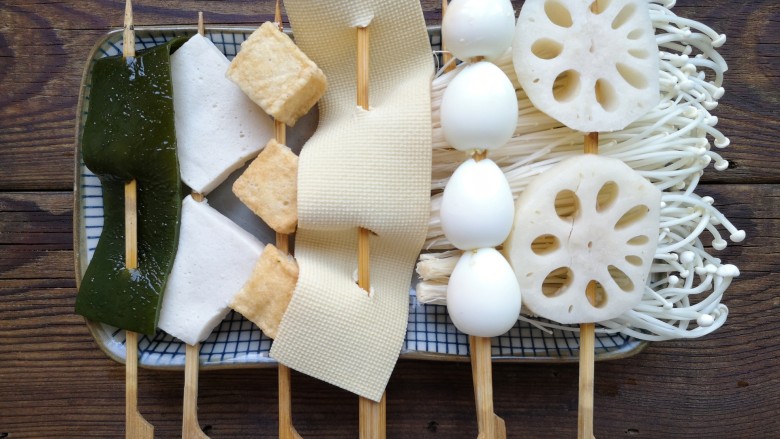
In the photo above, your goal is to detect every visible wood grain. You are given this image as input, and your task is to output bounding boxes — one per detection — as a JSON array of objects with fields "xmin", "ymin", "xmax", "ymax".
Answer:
[
  {"xmin": 0, "ymin": 1, "xmax": 778, "ymax": 437},
  {"xmin": 0, "ymin": 1, "xmax": 777, "ymax": 190},
  {"xmin": 1, "ymin": 189, "xmax": 777, "ymax": 437}
]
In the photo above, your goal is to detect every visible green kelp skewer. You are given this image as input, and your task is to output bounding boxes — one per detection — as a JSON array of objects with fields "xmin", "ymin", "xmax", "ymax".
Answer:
[{"xmin": 76, "ymin": 34, "xmax": 187, "ymax": 336}]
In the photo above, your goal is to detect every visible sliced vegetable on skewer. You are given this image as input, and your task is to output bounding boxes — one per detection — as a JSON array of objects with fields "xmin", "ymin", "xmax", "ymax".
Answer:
[
  {"xmin": 512, "ymin": 0, "xmax": 659, "ymax": 133},
  {"xmin": 76, "ymin": 0, "xmax": 184, "ymax": 342},
  {"xmin": 74, "ymin": 0, "xmax": 186, "ymax": 437},
  {"xmin": 419, "ymin": 2, "xmax": 741, "ymax": 344},
  {"xmin": 509, "ymin": 1, "xmax": 661, "ymax": 437},
  {"xmin": 504, "ymin": 154, "xmax": 660, "ymax": 325}
]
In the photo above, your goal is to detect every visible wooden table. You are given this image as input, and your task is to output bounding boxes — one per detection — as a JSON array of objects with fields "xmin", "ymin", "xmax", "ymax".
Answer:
[{"xmin": 1, "ymin": 1, "xmax": 778, "ymax": 437}]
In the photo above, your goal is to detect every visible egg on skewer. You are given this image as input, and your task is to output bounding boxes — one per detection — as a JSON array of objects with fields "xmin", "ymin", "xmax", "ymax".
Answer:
[{"xmin": 438, "ymin": 1, "xmax": 520, "ymax": 436}]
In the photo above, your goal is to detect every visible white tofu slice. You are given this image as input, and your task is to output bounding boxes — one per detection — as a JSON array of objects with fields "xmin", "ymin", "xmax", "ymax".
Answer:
[
  {"xmin": 159, "ymin": 195, "xmax": 264, "ymax": 345},
  {"xmin": 171, "ymin": 33, "xmax": 274, "ymax": 195}
]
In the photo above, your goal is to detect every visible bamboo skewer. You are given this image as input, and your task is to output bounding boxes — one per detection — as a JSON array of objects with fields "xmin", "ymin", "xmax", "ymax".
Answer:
[
  {"xmin": 122, "ymin": 1, "xmax": 154, "ymax": 438},
  {"xmin": 577, "ymin": 321, "xmax": 596, "ymax": 439},
  {"xmin": 271, "ymin": 5, "xmax": 303, "ymax": 439},
  {"xmin": 354, "ymin": 24, "xmax": 387, "ymax": 439},
  {"xmin": 441, "ymin": 2, "xmax": 506, "ymax": 437},
  {"xmin": 177, "ymin": 15, "xmax": 212, "ymax": 439},
  {"xmin": 578, "ymin": 131, "xmax": 599, "ymax": 439},
  {"xmin": 467, "ymin": 151, "xmax": 505, "ymax": 439},
  {"xmin": 125, "ymin": 329, "xmax": 153, "ymax": 439},
  {"xmin": 577, "ymin": 6, "xmax": 604, "ymax": 438},
  {"xmin": 441, "ymin": 0, "xmax": 453, "ymax": 71},
  {"xmin": 470, "ymin": 336, "xmax": 506, "ymax": 439},
  {"xmin": 183, "ymin": 343, "xmax": 209, "ymax": 439},
  {"xmin": 275, "ymin": 118, "xmax": 300, "ymax": 439}
]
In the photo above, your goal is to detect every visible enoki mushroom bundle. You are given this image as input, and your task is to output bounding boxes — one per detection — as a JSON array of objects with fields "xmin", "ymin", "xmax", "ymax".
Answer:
[{"xmin": 417, "ymin": 0, "xmax": 743, "ymax": 341}]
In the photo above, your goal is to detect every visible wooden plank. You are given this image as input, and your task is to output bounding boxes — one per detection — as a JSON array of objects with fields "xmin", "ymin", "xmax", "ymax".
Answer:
[
  {"xmin": 0, "ymin": 0, "xmax": 778, "ymax": 437},
  {"xmin": 0, "ymin": 1, "xmax": 778, "ymax": 189},
  {"xmin": 0, "ymin": 184, "xmax": 776, "ymax": 436}
]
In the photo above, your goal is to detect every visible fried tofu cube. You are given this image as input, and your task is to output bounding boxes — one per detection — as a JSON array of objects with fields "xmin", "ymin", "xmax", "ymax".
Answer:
[
  {"xmin": 232, "ymin": 139, "xmax": 298, "ymax": 234},
  {"xmin": 226, "ymin": 21, "xmax": 327, "ymax": 126},
  {"xmin": 230, "ymin": 244, "xmax": 299, "ymax": 339}
]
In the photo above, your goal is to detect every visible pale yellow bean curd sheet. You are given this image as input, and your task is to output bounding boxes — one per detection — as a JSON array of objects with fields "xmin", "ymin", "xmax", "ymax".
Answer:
[{"xmin": 270, "ymin": 0, "xmax": 434, "ymax": 402}]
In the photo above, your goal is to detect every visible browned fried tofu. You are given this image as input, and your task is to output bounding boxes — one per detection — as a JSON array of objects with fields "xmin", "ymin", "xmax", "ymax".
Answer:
[
  {"xmin": 229, "ymin": 244, "xmax": 298, "ymax": 339},
  {"xmin": 232, "ymin": 139, "xmax": 298, "ymax": 234},
  {"xmin": 226, "ymin": 21, "xmax": 326, "ymax": 126}
]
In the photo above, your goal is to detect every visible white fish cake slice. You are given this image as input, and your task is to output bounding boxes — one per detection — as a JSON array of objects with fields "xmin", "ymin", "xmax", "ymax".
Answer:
[
  {"xmin": 158, "ymin": 195, "xmax": 263, "ymax": 345},
  {"xmin": 512, "ymin": 0, "xmax": 659, "ymax": 132},
  {"xmin": 504, "ymin": 155, "xmax": 661, "ymax": 324},
  {"xmin": 171, "ymin": 33, "xmax": 274, "ymax": 195}
]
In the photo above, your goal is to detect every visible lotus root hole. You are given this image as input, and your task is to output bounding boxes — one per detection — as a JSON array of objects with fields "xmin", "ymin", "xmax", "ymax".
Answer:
[
  {"xmin": 628, "ymin": 235, "xmax": 649, "ymax": 246},
  {"xmin": 553, "ymin": 69, "xmax": 582, "ymax": 102},
  {"xmin": 542, "ymin": 266, "xmax": 573, "ymax": 298},
  {"xmin": 628, "ymin": 48, "xmax": 650, "ymax": 59},
  {"xmin": 531, "ymin": 38, "xmax": 564, "ymax": 60},
  {"xmin": 589, "ymin": 0, "xmax": 612, "ymax": 14},
  {"xmin": 596, "ymin": 181, "xmax": 619, "ymax": 211},
  {"xmin": 625, "ymin": 255, "xmax": 643, "ymax": 266},
  {"xmin": 611, "ymin": 3, "xmax": 637, "ymax": 29},
  {"xmin": 532, "ymin": 234, "xmax": 561, "ymax": 255},
  {"xmin": 586, "ymin": 280, "xmax": 608, "ymax": 308},
  {"xmin": 627, "ymin": 28, "xmax": 644, "ymax": 40},
  {"xmin": 616, "ymin": 63, "xmax": 649, "ymax": 89},
  {"xmin": 544, "ymin": 0, "xmax": 573, "ymax": 28},
  {"xmin": 554, "ymin": 189, "xmax": 580, "ymax": 221},
  {"xmin": 615, "ymin": 204, "xmax": 649, "ymax": 230},
  {"xmin": 595, "ymin": 78, "xmax": 619, "ymax": 113},
  {"xmin": 608, "ymin": 265, "xmax": 634, "ymax": 292}
]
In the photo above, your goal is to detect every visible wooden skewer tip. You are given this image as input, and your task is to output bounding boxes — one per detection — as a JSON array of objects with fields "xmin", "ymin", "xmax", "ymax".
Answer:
[
  {"xmin": 275, "ymin": 0, "xmax": 284, "ymax": 32},
  {"xmin": 123, "ymin": 0, "xmax": 135, "ymax": 58}
]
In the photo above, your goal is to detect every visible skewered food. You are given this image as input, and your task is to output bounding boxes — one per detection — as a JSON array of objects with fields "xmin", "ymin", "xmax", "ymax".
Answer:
[
  {"xmin": 504, "ymin": 155, "xmax": 661, "ymax": 323},
  {"xmin": 230, "ymin": 244, "xmax": 299, "ymax": 339},
  {"xmin": 75, "ymin": 37, "xmax": 186, "ymax": 336},
  {"xmin": 171, "ymin": 33, "xmax": 274, "ymax": 195},
  {"xmin": 232, "ymin": 139, "xmax": 299, "ymax": 234},
  {"xmin": 512, "ymin": 0, "xmax": 660, "ymax": 132},
  {"xmin": 158, "ymin": 195, "xmax": 263, "ymax": 345},
  {"xmin": 226, "ymin": 22, "xmax": 327, "ymax": 127}
]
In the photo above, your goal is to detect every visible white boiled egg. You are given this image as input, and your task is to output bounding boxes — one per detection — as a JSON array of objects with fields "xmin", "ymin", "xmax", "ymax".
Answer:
[
  {"xmin": 440, "ymin": 158, "xmax": 515, "ymax": 250},
  {"xmin": 440, "ymin": 61, "xmax": 518, "ymax": 152},
  {"xmin": 447, "ymin": 248, "xmax": 521, "ymax": 337},
  {"xmin": 442, "ymin": 0, "xmax": 516, "ymax": 62}
]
